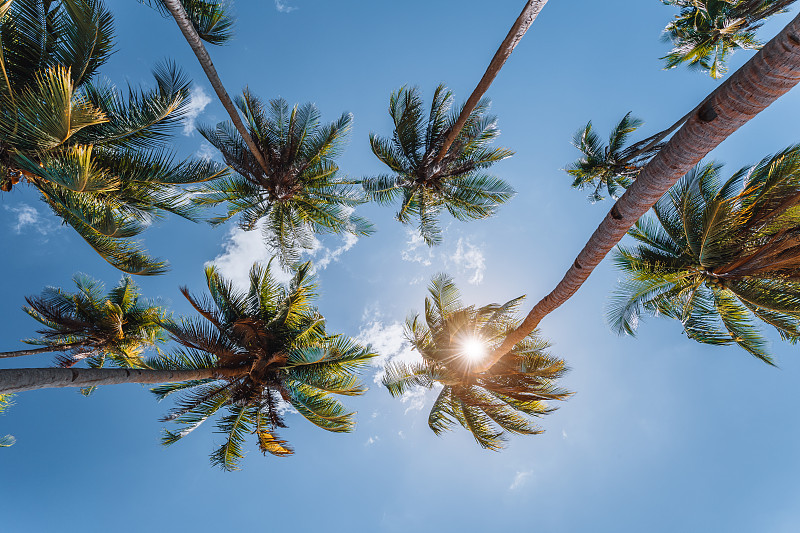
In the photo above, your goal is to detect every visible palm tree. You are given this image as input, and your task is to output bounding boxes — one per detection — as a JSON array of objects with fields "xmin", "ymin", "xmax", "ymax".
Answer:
[
  {"xmin": 0, "ymin": 394, "xmax": 14, "ymax": 448},
  {"xmin": 152, "ymin": 261, "xmax": 377, "ymax": 470},
  {"xmin": 479, "ymin": 13, "xmax": 800, "ymax": 373},
  {"xmin": 566, "ymin": 112, "xmax": 663, "ymax": 202},
  {"xmin": 382, "ymin": 274, "xmax": 570, "ymax": 450},
  {"xmin": 142, "ymin": 0, "xmax": 234, "ymax": 45},
  {"xmin": 608, "ymin": 149, "xmax": 800, "ymax": 364},
  {"xmin": 0, "ymin": 0, "xmax": 224, "ymax": 274},
  {"xmin": 0, "ymin": 262, "xmax": 376, "ymax": 469},
  {"xmin": 157, "ymin": 0, "xmax": 270, "ymax": 175},
  {"xmin": 0, "ymin": 275, "xmax": 167, "ymax": 371},
  {"xmin": 661, "ymin": 0, "xmax": 795, "ymax": 78},
  {"xmin": 432, "ymin": 0, "xmax": 548, "ymax": 163},
  {"xmin": 363, "ymin": 85, "xmax": 515, "ymax": 245},
  {"xmin": 194, "ymin": 92, "xmax": 373, "ymax": 265}
]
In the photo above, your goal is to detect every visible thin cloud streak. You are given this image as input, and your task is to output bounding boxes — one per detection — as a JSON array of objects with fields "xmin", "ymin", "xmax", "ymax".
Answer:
[{"xmin": 274, "ymin": 0, "xmax": 297, "ymax": 13}]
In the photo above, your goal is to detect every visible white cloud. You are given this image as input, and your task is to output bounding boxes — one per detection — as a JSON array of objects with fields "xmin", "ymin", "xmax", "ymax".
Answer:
[
  {"xmin": 196, "ymin": 142, "xmax": 216, "ymax": 161},
  {"xmin": 356, "ymin": 317, "xmax": 414, "ymax": 381},
  {"xmin": 450, "ymin": 238, "xmax": 486, "ymax": 285},
  {"xmin": 209, "ymin": 222, "xmax": 360, "ymax": 290},
  {"xmin": 509, "ymin": 470, "xmax": 533, "ymax": 491},
  {"xmin": 5, "ymin": 204, "xmax": 51, "ymax": 235},
  {"xmin": 208, "ymin": 225, "xmax": 294, "ymax": 290},
  {"xmin": 401, "ymin": 228, "xmax": 433, "ymax": 266},
  {"xmin": 314, "ymin": 232, "xmax": 359, "ymax": 270},
  {"xmin": 365, "ymin": 435, "xmax": 379, "ymax": 446},
  {"xmin": 399, "ymin": 386, "xmax": 428, "ymax": 414},
  {"xmin": 356, "ymin": 311, "xmax": 431, "ymax": 413},
  {"xmin": 274, "ymin": 0, "xmax": 297, "ymax": 13},
  {"xmin": 399, "ymin": 230, "xmax": 487, "ymax": 286},
  {"xmin": 182, "ymin": 86, "xmax": 212, "ymax": 136}
]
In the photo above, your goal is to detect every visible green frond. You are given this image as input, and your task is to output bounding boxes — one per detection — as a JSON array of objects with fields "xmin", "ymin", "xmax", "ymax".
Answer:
[
  {"xmin": 382, "ymin": 361, "xmax": 437, "ymax": 397},
  {"xmin": 285, "ymin": 383, "xmax": 356, "ymax": 433},
  {"xmin": 428, "ymin": 386, "xmax": 457, "ymax": 435},
  {"xmin": 1, "ymin": 65, "xmax": 107, "ymax": 151},
  {"xmin": 210, "ymin": 404, "xmax": 254, "ymax": 471},
  {"xmin": 159, "ymin": 259, "xmax": 373, "ymax": 467},
  {"xmin": 368, "ymin": 84, "xmax": 513, "ymax": 244},
  {"xmin": 393, "ymin": 274, "xmax": 570, "ymax": 449},
  {"xmin": 142, "ymin": 0, "xmax": 234, "ymax": 45},
  {"xmin": 610, "ymin": 150, "xmax": 800, "ymax": 362},
  {"xmin": 660, "ymin": 0, "xmax": 792, "ymax": 77}
]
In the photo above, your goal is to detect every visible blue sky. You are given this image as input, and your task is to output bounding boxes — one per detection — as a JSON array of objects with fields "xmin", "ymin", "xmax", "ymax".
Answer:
[{"xmin": 2, "ymin": 1, "xmax": 800, "ymax": 531}]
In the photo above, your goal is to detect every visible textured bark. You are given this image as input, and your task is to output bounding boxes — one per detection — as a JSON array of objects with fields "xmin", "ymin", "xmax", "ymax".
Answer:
[
  {"xmin": 0, "ymin": 342, "xmax": 86, "ymax": 359},
  {"xmin": 433, "ymin": 0, "xmax": 548, "ymax": 165},
  {"xmin": 0, "ymin": 367, "xmax": 243, "ymax": 394},
  {"xmin": 477, "ymin": 12, "xmax": 800, "ymax": 372},
  {"xmin": 623, "ymin": 97, "xmax": 708, "ymax": 162},
  {"xmin": 161, "ymin": 0, "xmax": 270, "ymax": 175}
]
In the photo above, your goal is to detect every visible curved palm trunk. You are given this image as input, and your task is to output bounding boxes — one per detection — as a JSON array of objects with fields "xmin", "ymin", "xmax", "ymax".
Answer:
[
  {"xmin": 161, "ymin": 0, "xmax": 270, "ymax": 175},
  {"xmin": 477, "ymin": 12, "xmax": 800, "ymax": 372},
  {"xmin": 0, "ymin": 367, "xmax": 244, "ymax": 395},
  {"xmin": 433, "ymin": 0, "xmax": 548, "ymax": 165},
  {"xmin": 0, "ymin": 342, "xmax": 87, "ymax": 359}
]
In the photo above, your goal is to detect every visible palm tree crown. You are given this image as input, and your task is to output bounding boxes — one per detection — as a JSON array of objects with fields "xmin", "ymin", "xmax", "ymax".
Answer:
[
  {"xmin": 362, "ymin": 85, "xmax": 515, "ymax": 246},
  {"xmin": 609, "ymin": 146, "xmax": 800, "ymax": 364},
  {"xmin": 382, "ymin": 274, "xmax": 570, "ymax": 450},
  {"xmin": 0, "ymin": 0, "xmax": 225, "ymax": 274},
  {"xmin": 195, "ymin": 92, "xmax": 372, "ymax": 266},
  {"xmin": 14, "ymin": 274, "xmax": 168, "ymax": 371},
  {"xmin": 142, "ymin": 0, "xmax": 234, "ymax": 45},
  {"xmin": 566, "ymin": 112, "xmax": 661, "ymax": 202},
  {"xmin": 661, "ymin": 0, "xmax": 795, "ymax": 78},
  {"xmin": 152, "ymin": 261, "xmax": 377, "ymax": 470}
]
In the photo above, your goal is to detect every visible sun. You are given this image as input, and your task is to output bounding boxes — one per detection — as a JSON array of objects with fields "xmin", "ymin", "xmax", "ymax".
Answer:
[{"xmin": 461, "ymin": 337, "xmax": 486, "ymax": 361}]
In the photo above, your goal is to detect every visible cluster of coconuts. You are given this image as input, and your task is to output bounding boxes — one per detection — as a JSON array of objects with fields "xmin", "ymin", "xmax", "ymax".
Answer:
[{"xmin": 704, "ymin": 274, "xmax": 726, "ymax": 290}]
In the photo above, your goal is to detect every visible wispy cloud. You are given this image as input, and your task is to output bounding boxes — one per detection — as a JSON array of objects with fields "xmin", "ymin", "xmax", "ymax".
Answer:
[
  {"xmin": 274, "ymin": 0, "xmax": 297, "ymax": 13},
  {"xmin": 196, "ymin": 142, "xmax": 217, "ymax": 161},
  {"xmin": 400, "ymin": 230, "xmax": 487, "ymax": 285},
  {"xmin": 312, "ymin": 232, "xmax": 359, "ymax": 270},
  {"xmin": 182, "ymin": 86, "xmax": 212, "ymax": 136},
  {"xmin": 450, "ymin": 238, "xmax": 486, "ymax": 285},
  {"xmin": 5, "ymin": 204, "xmax": 52, "ymax": 235},
  {"xmin": 401, "ymin": 228, "xmax": 433, "ymax": 266},
  {"xmin": 356, "ymin": 311, "xmax": 431, "ymax": 413},
  {"xmin": 509, "ymin": 470, "xmax": 533, "ymax": 491},
  {"xmin": 365, "ymin": 435, "xmax": 379, "ymax": 446},
  {"xmin": 210, "ymin": 223, "xmax": 361, "ymax": 290}
]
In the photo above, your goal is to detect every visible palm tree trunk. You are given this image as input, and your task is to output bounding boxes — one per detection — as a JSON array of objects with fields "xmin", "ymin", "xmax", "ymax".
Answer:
[
  {"xmin": 161, "ymin": 0, "xmax": 270, "ymax": 176},
  {"xmin": 0, "ymin": 367, "xmax": 244, "ymax": 395},
  {"xmin": 0, "ymin": 342, "xmax": 87, "ymax": 359},
  {"xmin": 477, "ymin": 12, "xmax": 800, "ymax": 373},
  {"xmin": 621, "ymin": 97, "xmax": 709, "ymax": 162},
  {"xmin": 433, "ymin": 0, "xmax": 548, "ymax": 165}
]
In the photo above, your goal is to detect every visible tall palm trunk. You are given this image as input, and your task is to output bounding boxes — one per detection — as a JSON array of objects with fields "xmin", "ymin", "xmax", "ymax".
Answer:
[
  {"xmin": 0, "ymin": 342, "xmax": 87, "ymax": 359},
  {"xmin": 477, "ymin": 12, "xmax": 800, "ymax": 372},
  {"xmin": 433, "ymin": 0, "xmax": 548, "ymax": 165},
  {"xmin": 161, "ymin": 0, "xmax": 270, "ymax": 175},
  {"xmin": 0, "ymin": 367, "xmax": 244, "ymax": 395}
]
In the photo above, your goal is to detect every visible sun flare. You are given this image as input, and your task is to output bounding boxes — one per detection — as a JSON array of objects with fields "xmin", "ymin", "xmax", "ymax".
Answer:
[{"xmin": 461, "ymin": 337, "xmax": 486, "ymax": 361}]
